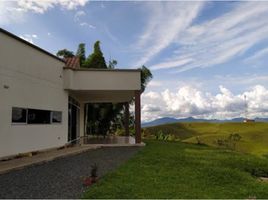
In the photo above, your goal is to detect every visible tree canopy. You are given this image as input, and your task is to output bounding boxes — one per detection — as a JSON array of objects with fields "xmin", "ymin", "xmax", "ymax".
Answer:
[
  {"xmin": 140, "ymin": 65, "xmax": 153, "ymax": 93},
  {"xmin": 56, "ymin": 49, "xmax": 74, "ymax": 58},
  {"xmin": 84, "ymin": 41, "xmax": 107, "ymax": 69},
  {"xmin": 76, "ymin": 43, "xmax": 86, "ymax": 66}
]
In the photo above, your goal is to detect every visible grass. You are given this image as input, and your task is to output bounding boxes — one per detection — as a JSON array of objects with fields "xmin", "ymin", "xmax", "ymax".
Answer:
[
  {"xmin": 143, "ymin": 122, "xmax": 268, "ymax": 156},
  {"xmin": 83, "ymin": 140, "xmax": 268, "ymax": 199}
]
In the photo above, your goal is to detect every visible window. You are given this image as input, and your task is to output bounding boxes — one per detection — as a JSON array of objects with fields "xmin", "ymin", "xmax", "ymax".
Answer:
[
  {"xmin": 11, "ymin": 107, "xmax": 62, "ymax": 125},
  {"xmin": 12, "ymin": 107, "xmax": 27, "ymax": 123},
  {"xmin": 27, "ymin": 109, "xmax": 51, "ymax": 124},
  {"xmin": 52, "ymin": 111, "xmax": 62, "ymax": 123}
]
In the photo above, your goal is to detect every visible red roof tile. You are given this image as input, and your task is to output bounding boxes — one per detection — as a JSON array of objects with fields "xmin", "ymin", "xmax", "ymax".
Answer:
[{"xmin": 65, "ymin": 56, "xmax": 80, "ymax": 69}]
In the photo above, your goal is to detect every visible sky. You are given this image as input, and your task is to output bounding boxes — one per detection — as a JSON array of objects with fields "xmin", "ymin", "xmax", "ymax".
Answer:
[{"xmin": 1, "ymin": 0, "xmax": 268, "ymax": 122}]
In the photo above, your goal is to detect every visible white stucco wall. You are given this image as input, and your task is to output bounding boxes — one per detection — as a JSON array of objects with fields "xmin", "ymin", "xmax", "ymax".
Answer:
[
  {"xmin": 0, "ymin": 31, "xmax": 68, "ymax": 158},
  {"xmin": 63, "ymin": 69, "xmax": 141, "ymax": 102},
  {"xmin": 63, "ymin": 69, "xmax": 141, "ymax": 91}
]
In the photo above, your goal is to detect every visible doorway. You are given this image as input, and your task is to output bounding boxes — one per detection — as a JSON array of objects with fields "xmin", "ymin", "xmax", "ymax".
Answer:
[{"xmin": 68, "ymin": 97, "xmax": 80, "ymax": 143}]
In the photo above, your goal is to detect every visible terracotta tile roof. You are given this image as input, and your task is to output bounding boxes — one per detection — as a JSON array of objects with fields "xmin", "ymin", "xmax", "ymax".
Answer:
[{"xmin": 65, "ymin": 56, "xmax": 80, "ymax": 69}]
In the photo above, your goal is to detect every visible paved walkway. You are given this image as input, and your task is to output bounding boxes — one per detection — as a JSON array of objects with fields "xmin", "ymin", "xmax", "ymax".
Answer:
[
  {"xmin": 0, "ymin": 136, "xmax": 144, "ymax": 175},
  {"xmin": 0, "ymin": 146, "xmax": 142, "ymax": 199},
  {"xmin": 0, "ymin": 145, "xmax": 98, "ymax": 175}
]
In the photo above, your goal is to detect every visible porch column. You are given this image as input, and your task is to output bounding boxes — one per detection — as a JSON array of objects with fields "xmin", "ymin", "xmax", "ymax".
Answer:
[
  {"xmin": 124, "ymin": 102, "xmax": 130, "ymax": 136},
  {"xmin": 79, "ymin": 103, "xmax": 85, "ymax": 137},
  {"xmin": 135, "ymin": 90, "xmax": 141, "ymax": 144}
]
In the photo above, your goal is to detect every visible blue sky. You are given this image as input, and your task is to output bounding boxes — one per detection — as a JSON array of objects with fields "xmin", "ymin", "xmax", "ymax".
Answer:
[{"xmin": 1, "ymin": 1, "xmax": 268, "ymax": 121}]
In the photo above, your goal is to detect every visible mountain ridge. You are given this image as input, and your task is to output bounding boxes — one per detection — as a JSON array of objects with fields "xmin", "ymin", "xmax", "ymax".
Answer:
[{"xmin": 142, "ymin": 117, "xmax": 268, "ymax": 127}]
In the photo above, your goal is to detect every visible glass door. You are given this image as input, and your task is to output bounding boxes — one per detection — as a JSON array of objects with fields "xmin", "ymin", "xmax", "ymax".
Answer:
[{"xmin": 68, "ymin": 97, "xmax": 80, "ymax": 143}]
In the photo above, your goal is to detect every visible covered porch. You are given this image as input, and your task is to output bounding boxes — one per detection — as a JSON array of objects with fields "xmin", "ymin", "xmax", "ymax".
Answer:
[{"xmin": 63, "ymin": 67, "xmax": 142, "ymax": 144}]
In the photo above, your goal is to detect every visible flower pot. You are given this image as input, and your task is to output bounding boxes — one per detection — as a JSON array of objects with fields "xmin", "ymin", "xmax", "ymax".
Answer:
[
  {"xmin": 83, "ymin": 176, "xmax": 98, "ymax": 186},
  {"xmin": 83, "ymin": 177, "xmax": 92, "ymax": 186},
  {"xmin": 91, "ymin": 176, "xmax": 98, "ymax": 183}
]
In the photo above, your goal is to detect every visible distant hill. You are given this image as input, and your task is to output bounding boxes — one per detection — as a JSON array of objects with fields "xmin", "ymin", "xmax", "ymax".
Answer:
[
  {"xmin": 142, "ymin": 117, "xmax": 179, "ymax": 127},
  {"xmin": 142, "ymin": 117, "xmax": 268, "ymax": 127},
  {"xmin": 142, "ymin": 122, "xmax": 268, "ymax": 156}
]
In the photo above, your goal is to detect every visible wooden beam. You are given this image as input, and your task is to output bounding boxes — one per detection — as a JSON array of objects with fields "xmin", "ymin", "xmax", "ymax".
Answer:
[
  {"xmin": 124, "ymin": 102, "xmax": 130, "ymax": 136},
  {"xmin": 135, "ymin": 90, "xmax": 141, "ymax": 143}
]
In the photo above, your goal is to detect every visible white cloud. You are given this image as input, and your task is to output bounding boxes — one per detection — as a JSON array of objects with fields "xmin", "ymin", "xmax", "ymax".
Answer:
[
  {"xmin": 0, "ymin": 1, "xmax": 26, "ymax": 25},
  {"xmin": 80, "ymin": 22, "xmax": 95, "ymax": 29},
  {"xmin": 103, "ymin": 26, "xmax": 119, "ymax": 44},
  {"xmin": 74, "ymin": 10, "xmax": 86, "ymax": 22},
  {"xmin": 0, "ymin": 0, "xmax": 89, "ymax": 25},
  {"xmin": 17, "ymin": 0, "xmax": 89, "ymax": 13},
  {"xmin": 142, "ymin": 84, "xmax": 268, "ymax": 122},
  {"xmin": 74, "ymin": 10, "xmax": 96, "ymax": 29},
  {"xmin": 147, "ymin": 80, "xmax": 163, "ymax": 87},
  {"xmin": 245, "ymin": 47, "xmax": 268, "ymax": 63},
  {"xmin": 139, "ymin": 2, "xmax": 268, "ymax": 72},
  {"xmin": 19, "ymin": 34, "xmax": 38, "ymax": 44},
  {"xmin": 133, "ymin": 1, "xmax": 205, "ymax": 67},
  {"xmin": 212, "ymin": 74, "xmax": 268, "ymax": 89},
  {"xmin": 151, "ymin": 58, "xmax": 193, "ymax": 70}
]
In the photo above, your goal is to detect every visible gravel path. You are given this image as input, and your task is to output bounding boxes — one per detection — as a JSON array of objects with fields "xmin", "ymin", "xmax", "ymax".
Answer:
[{"xmin": 0, "ymin": 146, "xmax": 142, "ymax": 199}]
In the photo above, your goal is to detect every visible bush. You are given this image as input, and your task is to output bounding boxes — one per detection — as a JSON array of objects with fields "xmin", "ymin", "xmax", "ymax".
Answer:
[
  {"xmin": 155, "ymin": 130, "xmax": 165, "ymax": 140},
  {"xmin": 154, "ymin": 130, "xmax": 176, "ymax": 141},
  {"xmin": 215, "ymin": 133, "xmax": 242, "ymax": 150},
  {"xmin": 248, "ymin": 167, "xmax": 268, "ymax": 177},
  {"xmin": 196, "ymin": 136, "xmax": 203, "ymax": 145}
]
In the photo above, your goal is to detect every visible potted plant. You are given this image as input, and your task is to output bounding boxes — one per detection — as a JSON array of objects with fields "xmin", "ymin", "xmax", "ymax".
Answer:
[
  {"xmin": 90, "ymin": 163, "xmax": 98, "ymax": 183},
  {"xmin": 83, "ymin": 163, "xmax": 98, "ymax": 186}
]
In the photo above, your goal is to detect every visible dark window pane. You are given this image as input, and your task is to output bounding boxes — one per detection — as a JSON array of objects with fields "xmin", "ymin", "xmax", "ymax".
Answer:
[
  {"xmin": 52, "ymin": 111, "xmax": 62, "ymax": 123},
  {"xmin": 27, "ymin": 109, "xmax": 51, "ymax": 124},
  {"xmin": 12, "ymin": 107, "xmax": 27, "ymax": 123}
]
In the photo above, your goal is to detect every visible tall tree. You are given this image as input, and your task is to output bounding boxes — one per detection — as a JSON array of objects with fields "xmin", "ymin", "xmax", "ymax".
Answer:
[
  {"xmin": 84, "ymin": 41, "xmax": 107, "ymax": 68},
  {"xmin": 56, "ymin": 49, "xmax": 74, "ymax": 58},
  {"xmin": 76, "ymin": 43, "xmax": 86, "ymax": 67},
  {"xmin": 140, "ymin": 65, "xmax": 153, "ymax": 93}
]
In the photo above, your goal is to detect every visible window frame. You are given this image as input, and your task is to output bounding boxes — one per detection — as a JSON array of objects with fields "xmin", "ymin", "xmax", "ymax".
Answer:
[
  {"xmin": 51, "ymin": 111, "xmax": 62, "ymax": 124},
  {"xmin": 11, "ymin": 107, "xmax": 62, "ymax": 125},
  {"xmin": 11, "ymin": 107, "xmax": 28, "ymax": 125}
]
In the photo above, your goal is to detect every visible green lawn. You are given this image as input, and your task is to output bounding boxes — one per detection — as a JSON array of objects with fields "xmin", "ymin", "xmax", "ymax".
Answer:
[
  {"xmin": 83, "ymin": 140, "xmax": 268, "ymax": 199},
  {"xmin": 144, "ymin": 122, "xmax": 268, "ymax": 156}
]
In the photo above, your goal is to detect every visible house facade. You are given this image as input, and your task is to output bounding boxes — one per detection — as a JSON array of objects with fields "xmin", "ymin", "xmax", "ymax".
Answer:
[{"xmin": 0, "ymin": 28, "xmax": 141, "ymax": 159}]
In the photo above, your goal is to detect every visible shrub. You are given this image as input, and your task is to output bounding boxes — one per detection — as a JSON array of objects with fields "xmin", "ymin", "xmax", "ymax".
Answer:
[
  {"xmin": 248, "ymin": 167, "xmax": 268, "ymax": 177},
  {"xmin": 167, "ymin": 134, "xmax": 176, "ymax": 141},
  {"xmin": 215, "ymin": 133, "xmax": 242, "ymax": 150},
  {"xmin": 196, "ymin": 136, "xmax": 203, "ymax": 145},
  {"xmin": 154, "ymin": 130, "xmax": 176, "ymax": 141},
  {"xmin": 155, "ymin": 130, "xmax": 166, "ymax": 140}
]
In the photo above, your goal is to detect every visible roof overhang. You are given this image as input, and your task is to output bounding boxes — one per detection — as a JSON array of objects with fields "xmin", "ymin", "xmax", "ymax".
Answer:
[{"xmin": 63, "ymin": 68, "xmax": 141, "ymax": 103}]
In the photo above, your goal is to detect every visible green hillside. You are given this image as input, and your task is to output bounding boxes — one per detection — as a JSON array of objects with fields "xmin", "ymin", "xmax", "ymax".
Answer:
[
  {"xmin": 84, "ymin": 140, "xmax": 268, "ymax": 199},
  {"xmin": 143, "ymin": 122, "xmax": 268, "ymax": 156}
]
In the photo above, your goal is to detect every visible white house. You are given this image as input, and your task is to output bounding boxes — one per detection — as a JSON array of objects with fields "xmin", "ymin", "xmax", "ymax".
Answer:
[{"xmin": 0, "ymin": 28, "xmax": 141, "ymax": 159}]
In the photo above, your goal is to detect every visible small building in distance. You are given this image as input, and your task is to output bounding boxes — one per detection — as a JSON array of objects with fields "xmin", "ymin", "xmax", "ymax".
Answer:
[{"xmin": 243, "ymin": 119, "xmax": 255, "ymax": 123}]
